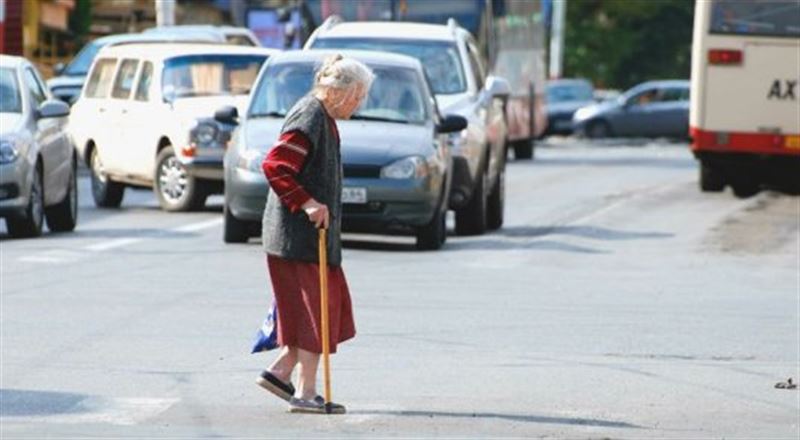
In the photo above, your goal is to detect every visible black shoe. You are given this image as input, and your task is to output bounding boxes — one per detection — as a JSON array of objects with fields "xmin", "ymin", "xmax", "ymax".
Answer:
[
  {"xmin": 256, "ymin": 371, "xmax": 295, "ymax": 402},
  {"xmin": 288, "ymin": 395, "xmax": 346, "ymax": 414}
]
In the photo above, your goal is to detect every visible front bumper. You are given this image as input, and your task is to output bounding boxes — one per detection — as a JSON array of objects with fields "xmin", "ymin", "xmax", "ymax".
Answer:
[
  {"xmin": 182, "ymin": 156, "xmax": 224, "ymax": 181},
  {"xmin": 341, "ymin": 176, "xmax": 440, "ymax": 234},
  {"xmin": 226, "ymin": 166, "xmax": 441, "ymax": 232},
  {"xmin": 0, "ymin": 162, "xmax": 30, "ymax": 216}
]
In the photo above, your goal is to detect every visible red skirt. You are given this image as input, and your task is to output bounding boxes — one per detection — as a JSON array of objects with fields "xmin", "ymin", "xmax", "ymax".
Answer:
[{"xmin": 267, "ymin": 255, "xmax": 356, "ymax": 354}]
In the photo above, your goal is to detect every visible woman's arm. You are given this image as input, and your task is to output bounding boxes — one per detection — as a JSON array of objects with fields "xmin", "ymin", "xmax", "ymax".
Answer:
[{"xmin": 261, "ymin": 130, "xmax": 313, "ymax": 213}]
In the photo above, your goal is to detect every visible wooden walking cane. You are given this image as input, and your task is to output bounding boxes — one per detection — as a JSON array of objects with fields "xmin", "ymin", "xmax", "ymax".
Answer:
[{"xmin": 318, "ymin": 228, "xmax": 333, "ymax": 414}]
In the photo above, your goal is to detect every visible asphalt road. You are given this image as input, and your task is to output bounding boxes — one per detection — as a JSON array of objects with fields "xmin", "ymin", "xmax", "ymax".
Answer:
[{"xmin": 2, "ymin": 139, "xmax": 798, "ymax": 438}]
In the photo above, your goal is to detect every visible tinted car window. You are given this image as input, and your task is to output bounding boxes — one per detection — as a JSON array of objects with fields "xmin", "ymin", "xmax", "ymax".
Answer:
[
  {"xmin": 23, "ymin": 68, "xmax": 47, "ymax": 105},
  {"xmin": 135, "ymin": 61, "xmax": 154, "ymax": 101},
  {"xmin": 63, "ymin": 40, "xmax": 103, "ymax": 76},
  {"xmin": 0, "ymin": 68, "xmax": 22, "ymax": 113},
  {"xmin": 162, "ymin": 54, "xmax": 266, "ymax": 99},
  {"xmin": 85, "ymin": 58, "xmax": 117, "ymax": 98},
  {"xmin": 312, "ymin": 38, "xmax": 467, "ymax": 95},
  {"xmin": 660, "ymin": 87, "xmax": 690, "ymax": 102},
  {"xmin": 250, "ymin": 62, "xmax": 428, "ymax": 124},
  {"xmin": 546, "ymin": 82, "xmax": 594, "ymax": 103},
  {"xmin": 111, "ymin": 59, "xmax": 140, "ymax": 99}
]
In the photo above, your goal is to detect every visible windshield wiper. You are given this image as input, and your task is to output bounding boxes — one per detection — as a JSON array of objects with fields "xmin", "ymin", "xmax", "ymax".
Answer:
[
  {"xmin": 250, "ymin": 111, "xmax": 285, "ymax": 118},
  {"xmin": 350, "ymin": 115, "xmax": 409, "ymax": 124}
]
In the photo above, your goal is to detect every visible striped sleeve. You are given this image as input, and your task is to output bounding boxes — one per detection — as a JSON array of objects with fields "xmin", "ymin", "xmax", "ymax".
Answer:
[{"xmin": 262, "ymin": 130, "xmax": 313, "ymax": 213}]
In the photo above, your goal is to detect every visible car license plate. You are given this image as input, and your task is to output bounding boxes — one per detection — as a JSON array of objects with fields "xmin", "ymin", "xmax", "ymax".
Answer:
[
  {"xmin": 785, "ymin": 135, "xmax": 800, "ymax": 150},
  {"xmin": 342, "ymin": 187, "xmax": 367, "ymax": 204}
]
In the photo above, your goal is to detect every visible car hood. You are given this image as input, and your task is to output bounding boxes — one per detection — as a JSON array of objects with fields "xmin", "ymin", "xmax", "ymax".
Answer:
[
  {"xmin": 46, "ymin": 75, "xmax": 85, "ymax": 90},
  {"xmin": 0, "ymin": 113, "xmax": 25, "ymax": 137},
  {"xmin": 243, "ymin": 117, "xmax": 432, "ymax": 166},
  {"xmin": 170, "ymin": 96, "xmax": 250, "ymax": 120},
  {"xmin": 547, "ymin": 100, "xmax": 594, "ymax": 115}
]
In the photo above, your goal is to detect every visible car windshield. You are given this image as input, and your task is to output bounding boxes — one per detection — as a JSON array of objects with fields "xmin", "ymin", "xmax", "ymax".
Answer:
[
  {"xmin": 63, "ymin": 41, "xmax": 103, "ymax": 76},
  {"xmin": 162, "ymin": 54, "xmax": 266, "ymax": 99},
  {"xmin": 0, "ymin": 68, "xmax": 22, "ymax": 113},
  {"xmin": 547, "ymin": 82, "xmax": 594, "ymax": 103},
  {"xmin": 312, "ymin": 38, "xmax": 467, "ymax": 95},
  {"xmin": 249, "ymin": 62, "xmax": 428, "ymax": 124}
]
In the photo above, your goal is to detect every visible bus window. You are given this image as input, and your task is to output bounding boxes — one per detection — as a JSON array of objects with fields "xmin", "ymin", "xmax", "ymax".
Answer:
[{"xmin": 710, "ymin": 0, "xmax": 800, "ymax": 38}]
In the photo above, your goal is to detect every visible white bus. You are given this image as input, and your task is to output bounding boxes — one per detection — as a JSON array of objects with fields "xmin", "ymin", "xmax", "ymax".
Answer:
[{"xmin": 690, "ymin": 0, "xmax": 800, "ymax": 197}]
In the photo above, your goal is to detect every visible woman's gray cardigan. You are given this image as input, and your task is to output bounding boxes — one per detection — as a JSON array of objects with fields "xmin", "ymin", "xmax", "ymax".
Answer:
[{"xmin": 262, "ymin": 95, "xmax": 343, "ymax": 266}]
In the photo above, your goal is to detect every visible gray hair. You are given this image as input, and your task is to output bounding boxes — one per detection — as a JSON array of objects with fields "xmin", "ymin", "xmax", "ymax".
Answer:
[{"xmin": 314, "ymin": 54, "xmax": 374, "ymax": 93}]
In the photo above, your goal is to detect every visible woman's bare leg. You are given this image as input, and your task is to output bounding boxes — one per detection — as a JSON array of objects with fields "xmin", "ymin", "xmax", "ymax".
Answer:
[
  {"xmin": 296, "ymin": 348, "xmax": 320, "ymax": 399},
  {"xmin": 268, "ymin": 346, "xmax": 298, "ymax": 383}
]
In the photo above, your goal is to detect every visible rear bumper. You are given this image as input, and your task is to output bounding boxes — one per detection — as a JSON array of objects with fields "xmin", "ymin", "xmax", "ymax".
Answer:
[
  {"xmin": 183, "ymin": 157, "xmax": 224, "ymax": 181},
  {"xmin": 690, "ymin": 126, "xmax": 800, "ymax": 157}
]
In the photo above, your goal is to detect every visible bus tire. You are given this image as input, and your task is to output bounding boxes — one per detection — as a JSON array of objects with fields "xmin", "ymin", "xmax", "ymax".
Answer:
[
  {"xmin": 699, "ymin": 160, "xmax": 725, "ymax": 192},
  {"xmin": 731, "ymin": 179, "xmax": 759, "ymax": 198}
]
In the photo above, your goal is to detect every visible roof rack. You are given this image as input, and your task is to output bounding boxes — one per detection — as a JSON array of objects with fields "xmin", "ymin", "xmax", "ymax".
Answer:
[
  {"xmin": 447, "ymin": 18, "xmax": 459, "ymax": 35},
  {"xmin": 320, "ymin": 15, "xmax": 343, "ymax": 32},
  {"xmin": 107, "ymin": 40, "xmax": 229, "ymax": 48}
]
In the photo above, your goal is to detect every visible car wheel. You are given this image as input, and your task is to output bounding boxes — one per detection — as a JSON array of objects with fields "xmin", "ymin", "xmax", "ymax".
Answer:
[
  {"xmin": 45, "ymin": 157, "xmax": 78, "ymax": 232},
  {"xmin": 416, "ymin": 204, "xmax": 446, "ymax": 250},
  {"xmin": 513, "ymin": 139, "xmax": 534, "ymax": 160},
  {"xmin": 154, "ymin": 148, "xmax": 205, "ymax": 212},
  {"xmin": 699, "ymin": 159, "xmax": 725, "ymax": 192},
  {"xmin": 587, "ymin": 120, "xmax": 611, "ymax": 139},
  {"xmin": 224, "ymin": 203, "xmax": 250, "ymax": 243},
  {"xmin": 731, "ymin": 178, "xmax": 760, "ymax": 198},
  {"xmin": 455, "ymin": 168, "xmax": 488, "ymax": 236},
  {"xmin": 7, "ymin": 163, "xmax": 44, "ymax": 238},
  {"xmin": 90, "ymin": 148, "xmax": 124, "ymax": 208},
  {"xmin": 487, "ymin": 166, "xmax": 505, "ymax": 230}
]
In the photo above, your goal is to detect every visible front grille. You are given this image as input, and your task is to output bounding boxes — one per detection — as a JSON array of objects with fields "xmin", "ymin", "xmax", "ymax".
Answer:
[
  {"xmin": 343, "ymin": 202, "xmax": 383, "ymax": 214},
  {"xmin": 343, "ymin": 164, "xmax": 381, "ymax": 178}
]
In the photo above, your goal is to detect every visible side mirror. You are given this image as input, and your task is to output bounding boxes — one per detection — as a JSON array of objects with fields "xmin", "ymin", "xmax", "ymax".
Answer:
[
  {"xmin": 53, "ymin": 62, "xmax": 65, "ymax": 76},
  {"xmin": 436, "ymin": 114, "xmax": 467, "ymax": 134},
  {"xmin": 214, "ymin": 105, "xmax": 239, "ymax": 125},
  {"xmin": 36, "ymin": 100, "xmax": 70, "ymax": 119},
  {"xmin": 484, "ymin": 75, "xmax": 511, "ymax": 98}
]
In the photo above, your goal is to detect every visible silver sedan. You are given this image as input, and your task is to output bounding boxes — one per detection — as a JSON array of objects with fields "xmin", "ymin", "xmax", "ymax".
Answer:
[{"xmin": 0, "ymin": 55, "xmax": 77, "ymax": 238}]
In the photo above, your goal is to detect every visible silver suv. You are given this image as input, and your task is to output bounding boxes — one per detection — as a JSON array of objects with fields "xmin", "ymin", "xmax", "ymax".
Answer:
[{"xmin": 306, "ymin": 18, "xmax": 511, "ymax": 235}]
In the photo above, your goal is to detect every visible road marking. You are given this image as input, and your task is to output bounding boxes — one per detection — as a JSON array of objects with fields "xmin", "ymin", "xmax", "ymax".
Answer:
[
  {"xmin": 170, "ymin": 217, "xmax": 223, "ymax": 233},
  {"xmin": 1, "ymin": 396, "xmax": 179, "ymax": 426},
  {"xmin": 16, "ymin": 217, "xmax": 224, "ymax": 264},
  {"xmin": 84, "ymin": 237, "xmax": 143, "ymax": 252}
]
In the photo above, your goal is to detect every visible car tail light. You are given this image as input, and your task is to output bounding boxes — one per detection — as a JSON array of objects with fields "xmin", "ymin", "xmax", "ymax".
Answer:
[
  {"xmin": 708, "ymin": 49, "xmax": 742, "ymax": 65},
  {"xmin": 182, "ymin": 144, "xmax": 196, "ymax": 157}
]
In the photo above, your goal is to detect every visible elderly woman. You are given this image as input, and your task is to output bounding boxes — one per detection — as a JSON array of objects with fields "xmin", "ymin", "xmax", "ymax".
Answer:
[{"xmin": 256, "ymin": 54, "xmax": 373, "ymax": 414}]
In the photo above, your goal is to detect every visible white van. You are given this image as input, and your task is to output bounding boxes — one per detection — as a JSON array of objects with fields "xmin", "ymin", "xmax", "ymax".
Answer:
[{"xmin": 69, "ymin": 42, "xmax": 277, "ymax": 211}]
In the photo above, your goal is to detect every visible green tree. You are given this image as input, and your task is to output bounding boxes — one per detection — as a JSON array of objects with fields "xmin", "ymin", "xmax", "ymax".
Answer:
[{"xmin": 563, "ymin": 0, "xmax": 694, "ymax": 90}]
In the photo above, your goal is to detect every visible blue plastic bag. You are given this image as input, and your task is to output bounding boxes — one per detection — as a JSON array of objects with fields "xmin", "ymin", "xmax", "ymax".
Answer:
[{"xmin": 251, "ymin": 301, "xmax": 279, "ymax": 353}]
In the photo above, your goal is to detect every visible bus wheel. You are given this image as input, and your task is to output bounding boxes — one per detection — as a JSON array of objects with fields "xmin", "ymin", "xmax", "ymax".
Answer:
[{"xmin": 699, "ymin": 160, "xmax": 725, "ymax": 192}]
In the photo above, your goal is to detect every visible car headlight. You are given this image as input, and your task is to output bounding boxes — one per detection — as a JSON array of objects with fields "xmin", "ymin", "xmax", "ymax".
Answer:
[
  {"xmin": 0, "ymin": 139, "xmax": 19, "ymax": 164},
  {"xmin": 194, "ymin": 123, "xmax": 218, "ymax": 145},
  {"xmin": 237, "ymin": 148, "xmax": 265, "ymax": 172},
  {"xmin": 381, "ymin": 156, "xmax": 429, "ymax": 179}
]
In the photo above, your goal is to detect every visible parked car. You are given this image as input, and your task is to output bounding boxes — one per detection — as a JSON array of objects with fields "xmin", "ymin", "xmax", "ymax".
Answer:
[
  {"xmin": 305, "ymin": 18, "xmax": 510, "ymax": 235},
  {"xmin": 1, "ymin": 55, "xmax": 77, "ymax": 238},
  {"xmin": 46, "ymin": 32, "xmax": 224, "ymax": 105},
  {"xmin": 69, "ymin": 43, "xmax": 277, "ymax": 211},
  {"xmin": 572, "ymin": 80, "xmax": 690, "ymax": 139},
  {"xmin": 543, "ymin": 78, "xmax": 594, "ymax": 136},
  {"xmin": 144, "ymin": 25, "xmax": 261, "ymax": 47},
  {"xmin": 222, "ymin": 50, "xmax": 466, "ymax": 250}
]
